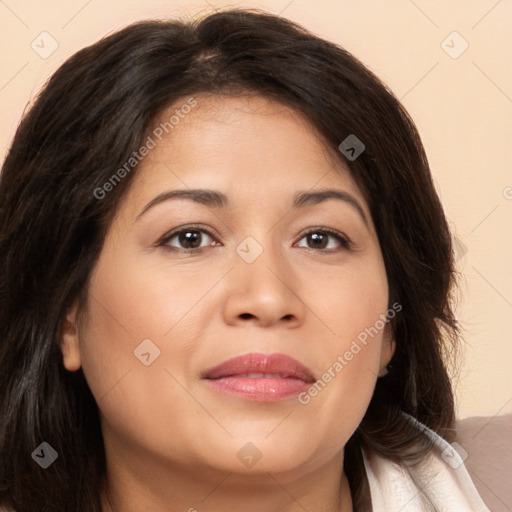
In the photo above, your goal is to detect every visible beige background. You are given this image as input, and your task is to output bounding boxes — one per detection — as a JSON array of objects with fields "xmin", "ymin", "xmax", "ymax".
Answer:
[{"xmin": 1, "ymin": 0, "xmax": 511, "ymax": 420}]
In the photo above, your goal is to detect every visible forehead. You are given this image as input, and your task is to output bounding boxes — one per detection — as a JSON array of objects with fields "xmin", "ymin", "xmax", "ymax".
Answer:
[{"xmin": 120, "ymin": 94, "xmax": 368, "ymax": 217}]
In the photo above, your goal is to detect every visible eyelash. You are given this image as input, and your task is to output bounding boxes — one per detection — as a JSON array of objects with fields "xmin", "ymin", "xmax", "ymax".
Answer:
[{"xmin": 158, "ymin": 224, "xmax": 352, "ymax": 254}]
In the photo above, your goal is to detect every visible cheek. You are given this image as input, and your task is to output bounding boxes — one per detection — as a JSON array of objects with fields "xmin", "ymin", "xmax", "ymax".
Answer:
[
  {"xmin": 90, "ymin": 248, "xmax": 225, "ymax": 338},
  {"xmin": 296, "ymin": 329, "xmax": 383, "ymax": 458},
  {"xmin": 76, "ymin": 261, "xmax": 199, "ymax": 460},
  {"xmin": 78, "ymin": 248, "xmax": 215, "ymax": 362},
  {"xmin": 311, "ymin": 254, "xmax": 388, "ymax": 361},
  {"xmin": 75, "ymin": 251, "xmax": 217, "ymax": 429},
  {"xmin": 296, "ymin": 256, "xmax": 388, "ymax": 441}
]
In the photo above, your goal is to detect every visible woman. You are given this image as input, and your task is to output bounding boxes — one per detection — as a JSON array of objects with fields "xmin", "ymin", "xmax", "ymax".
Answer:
[{"xmin": 0, "ymin": 8, "xmax": 490, "ymax": 512}]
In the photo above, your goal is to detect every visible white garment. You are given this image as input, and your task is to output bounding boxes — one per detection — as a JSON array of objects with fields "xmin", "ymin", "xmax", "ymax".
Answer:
[{"xmin": 363, "ymin": 415, "xmax": 491, "ymax": 511}]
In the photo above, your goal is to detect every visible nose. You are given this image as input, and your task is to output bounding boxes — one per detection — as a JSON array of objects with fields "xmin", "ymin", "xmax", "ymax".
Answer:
[{"xmin": 222, "ymin": 241, "xmax": 306, "ymax": 329}]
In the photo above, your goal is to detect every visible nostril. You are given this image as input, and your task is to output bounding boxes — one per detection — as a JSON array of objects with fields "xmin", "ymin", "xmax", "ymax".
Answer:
[{"xmin": 240, "ymin": 313, "xmax": 253, "ymax": 319}]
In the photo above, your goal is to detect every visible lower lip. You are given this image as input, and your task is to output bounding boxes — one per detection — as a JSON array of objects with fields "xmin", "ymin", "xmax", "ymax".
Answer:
[{"xmin": 204, "ymin": 377, "xmax": 311, "ymax": 402}]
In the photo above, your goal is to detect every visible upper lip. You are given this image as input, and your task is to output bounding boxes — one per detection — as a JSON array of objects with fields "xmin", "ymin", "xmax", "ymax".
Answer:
[{"xmin": 201, "ymin": 352, "xmax": 316, "ymax": 383}]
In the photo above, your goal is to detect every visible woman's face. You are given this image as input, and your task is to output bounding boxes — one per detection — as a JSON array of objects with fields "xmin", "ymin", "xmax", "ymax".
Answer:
[{"xmin": 61, "ymin": 94, "xmax": 394, "ymax": 485}]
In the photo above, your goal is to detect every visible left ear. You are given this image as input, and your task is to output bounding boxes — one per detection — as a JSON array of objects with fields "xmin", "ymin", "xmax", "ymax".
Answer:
[{"xmin": 378, "ymin": 322, "xmax": 396, "ymax": 376}]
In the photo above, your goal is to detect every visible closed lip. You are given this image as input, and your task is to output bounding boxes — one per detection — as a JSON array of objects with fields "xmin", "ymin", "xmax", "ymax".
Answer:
[{"xmin": 201, "ymin": 352, "xmax": 316, "ymax": 383}]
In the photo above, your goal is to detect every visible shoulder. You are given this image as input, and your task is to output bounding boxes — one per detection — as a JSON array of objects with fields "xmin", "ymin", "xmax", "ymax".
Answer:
[
  {"xmin": 362, "ymin": 413, "xmax": 492, "ymax": 511},
  {"xmin": 455, "ymin": 414, "xmax": 512, "ymax": 512}
]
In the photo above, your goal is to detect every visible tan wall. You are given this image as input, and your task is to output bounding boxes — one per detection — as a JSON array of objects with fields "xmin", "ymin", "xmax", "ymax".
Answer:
[{"xmin": 1, "ymin": 0, "xmax": 510, "ymax": 419}]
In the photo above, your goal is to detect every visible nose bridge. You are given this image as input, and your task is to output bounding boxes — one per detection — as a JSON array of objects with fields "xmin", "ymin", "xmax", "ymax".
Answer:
[
  {"xmin": 223, "ymin": 230, "xmax": 306, "ymax": 327},
  {"xmin": 235, "ymin": 231, "xmax": 291, "ymax": 294}
]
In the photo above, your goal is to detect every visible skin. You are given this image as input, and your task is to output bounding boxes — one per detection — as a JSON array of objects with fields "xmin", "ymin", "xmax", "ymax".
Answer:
[{"xmin": 60, "ymin": 94, "xmax": 395, "ymax": 512}]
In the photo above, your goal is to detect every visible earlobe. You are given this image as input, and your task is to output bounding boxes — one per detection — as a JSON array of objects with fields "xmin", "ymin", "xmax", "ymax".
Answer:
[
  {"xmin": 59, "ymin": 300, "xmax": 82, "ymax": 371},
  {"xmin": 378, "ymin": 324, "xmax": 396, "ymax": 377}
]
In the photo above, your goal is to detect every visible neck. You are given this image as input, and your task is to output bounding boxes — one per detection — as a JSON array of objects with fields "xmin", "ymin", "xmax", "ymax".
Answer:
[{"xmin": 101, "ymin": 443, "xmax": 353, "ymax": 512}]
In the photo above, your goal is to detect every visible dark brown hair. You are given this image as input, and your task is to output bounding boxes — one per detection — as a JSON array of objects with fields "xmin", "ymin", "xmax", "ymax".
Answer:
[{"xmin": 0, "ymin": 8, "xmax": 459, "ymax": 511}]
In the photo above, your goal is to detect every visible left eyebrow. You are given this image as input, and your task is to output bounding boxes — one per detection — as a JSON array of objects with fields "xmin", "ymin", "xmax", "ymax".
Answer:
[
  {"xmin": 136, "ymin": 188, "xmax": 370, "ymax": 229},
  {"xmin": 291, "ymin": 189, "xmax": 369, "ymax": 229}
]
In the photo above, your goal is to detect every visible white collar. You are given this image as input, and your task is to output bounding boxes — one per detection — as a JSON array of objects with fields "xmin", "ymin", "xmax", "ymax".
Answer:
[{"xmin": 362, "ymin": 414, "xmax": 490, "ymax": 511}]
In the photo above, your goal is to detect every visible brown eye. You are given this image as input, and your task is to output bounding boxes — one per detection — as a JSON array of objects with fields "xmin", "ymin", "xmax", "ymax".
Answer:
[
  {"xmin": 160, "ymin": 226, "xmax": 218, "ymax": 252},
  {"xmin": 296, "ymin": 228, "xmax": 350, "ymax": 251}
]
